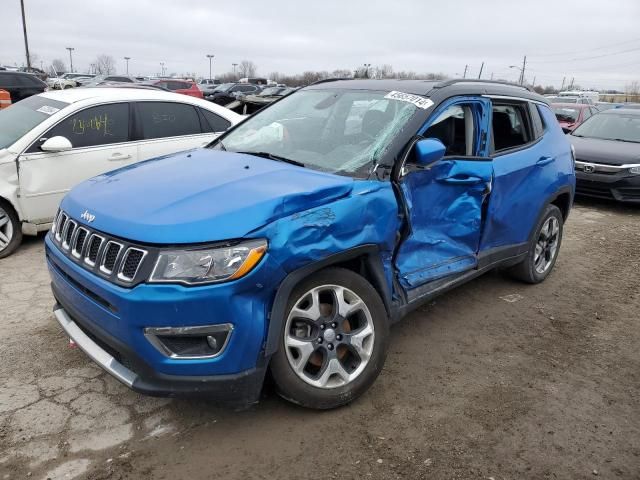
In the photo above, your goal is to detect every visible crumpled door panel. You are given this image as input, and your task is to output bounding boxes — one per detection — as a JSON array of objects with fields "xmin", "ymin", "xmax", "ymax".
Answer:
[{"xmin": 396, "ymin": 159, "xmax": 493, "ymax": 289}]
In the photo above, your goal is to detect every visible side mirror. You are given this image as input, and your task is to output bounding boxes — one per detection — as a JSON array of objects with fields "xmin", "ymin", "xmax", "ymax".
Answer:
[
  {"xmin": 415, "ymin": 138, "xmax": 446, "ymax": 167},
  {"xmin": 40, "ymin": 136, "xmax": 72, "ymax": 152},
  {"xmin": 562, "ymin": 127, "xmax": 572, "ymax": 134}
]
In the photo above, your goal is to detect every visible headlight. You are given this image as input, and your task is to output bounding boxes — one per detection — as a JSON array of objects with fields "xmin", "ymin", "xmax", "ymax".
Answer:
[
  {"xmin": 630, "ymin": 166, "xmax": 640, "ymax": 174},
  {"xmin": 149, "ymin": 239, "xmax": 267, "ymax": 285}
]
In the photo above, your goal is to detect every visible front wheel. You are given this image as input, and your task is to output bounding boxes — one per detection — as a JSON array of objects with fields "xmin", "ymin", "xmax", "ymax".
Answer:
[
  {"xmin": 0, "ymin": 200, "xmax": 22, "ymax": 259},
  {"xmin": 508, "ymin": 204, "xmax": 563, "ymax": 284},
  {"xmin": 270, "ymin": 267, "xmax": 389, "ymax": 409}
]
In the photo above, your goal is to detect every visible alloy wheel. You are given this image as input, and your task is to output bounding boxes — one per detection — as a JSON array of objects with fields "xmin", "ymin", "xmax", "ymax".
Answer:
[
  {"xmin": 534, "ymin": 216, "xmax": 560, "ymax": 274},
  {"xmin": 0, "ymin": 205, "xmax": 14, "ymax": 252},
  {"xmin": 284, "ymin": 284, "xmax": 375, "ymax": 389}
]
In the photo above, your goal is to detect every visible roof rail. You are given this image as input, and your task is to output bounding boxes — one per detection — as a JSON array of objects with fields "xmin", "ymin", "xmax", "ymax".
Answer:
[
  {"xmin": 433, "ymin": 78, "xmax": 536, "ymax": 93},
  {"xmin": 309, "ymin": 77, "xmax": 354, "ymax": 86}
]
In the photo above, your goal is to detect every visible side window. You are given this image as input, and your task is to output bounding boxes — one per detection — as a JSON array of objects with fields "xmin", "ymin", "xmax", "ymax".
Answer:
[
  {"xmin": 529, "ymin": 103, "xmax": 545, "ymax": 139},
  {"xmin": 137, "ymin": 102, "xmax": 202, "ymax": 139},
  {"xmin": 491, "ymin": 103, "xmax": 532, "ymax": 153},
  {"xmin": 239, "ymin": 85, "xmax": 255, "ymax": 92},
  {"xmin": 44, "ymin": 103, "xmax": 130, "ymax": 149},
  {"xmin": 423, "ymin": 104, "xmax": 475, "ymax": 156},
  {"xmin": 200, "ymin": 108, "xmax": 231, "ymax": 132}
]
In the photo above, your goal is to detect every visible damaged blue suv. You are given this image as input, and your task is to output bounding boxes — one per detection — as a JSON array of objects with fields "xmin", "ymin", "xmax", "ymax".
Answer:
[{"xmin": 46, "ymin": 79, "xmax": 575, "ymax": 409}]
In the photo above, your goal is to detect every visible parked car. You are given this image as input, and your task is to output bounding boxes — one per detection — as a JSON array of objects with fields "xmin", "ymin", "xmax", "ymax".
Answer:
[
  {"xmin": 198, "ymin": 78, "xmax": 220, "ymax": 86},
  {"xmin": 82, "ymin": 75, "xmax": 137, "ymax": 86},
  {"xmin": 0, "ymin": 87, "xmax": 242, "ymax": 257},
  {"xmin": 45, "ymin": 79, "xmax": 574, "ymax": 409},
  {"xmin": 568, "ymin": 108, "xmax": 640, "ymax": 203},
  {"xmin": 47, "ymin": 77, "xmax": 77, "ymax": 90},
  {"xmin": 206, "ymin": 82, "xmax": 260, "ymax": 105},
  {"xmin": 18, "ymin": 66, "xmax": 48, "ymax": 81},
  {"xmin": 0, "ymin": 71, "xmax": 47, "ymax": 103},
  {"xmin": 551, "ymin": 96, "xmax": 594, "ymax": 105},
  {"xmin": 227, "ymin": 86, "xmax": 296, "ymax": 114},
  {"xmin": 594, "ymin": 101, "xmax": 623, "ymax": 111},
  {"xmin": 551, "ymin": 103, "xmax": 599, "ymax": 132},
  {"xmin": 144, "ymin": 79, "xmax": 203, "ymax": 99}
]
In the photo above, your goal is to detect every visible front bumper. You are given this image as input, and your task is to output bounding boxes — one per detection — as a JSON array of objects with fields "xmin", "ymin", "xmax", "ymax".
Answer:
[
  {"xmin": 575, "ymin": 169, "xmax": 640, "ymax": 203},
  {"xmin": 53, "ymin": 304, "xmax": 266, "ymax": 403},
  {"xmin": 46, "ymin": 233, "xmax": 287, "ymax": 404}
]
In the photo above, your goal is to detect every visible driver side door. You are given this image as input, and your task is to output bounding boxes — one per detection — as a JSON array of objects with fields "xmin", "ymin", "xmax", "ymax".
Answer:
[
  {"xmin": 17, "ymin": 102, "xmax": 136, "ymax": 225},
  {"xmin": 394, "ymin": 97, "xmax": 493, "ymax": 291}
]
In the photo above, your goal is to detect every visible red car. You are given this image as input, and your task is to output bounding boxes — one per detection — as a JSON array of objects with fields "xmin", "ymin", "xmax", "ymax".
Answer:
[
  {"xmin": 147, "ymin": 79, "xmax": 203, "ymax": 99},
  {"xmin": 551, "ymin": 103, "xmax": 599, "ymax": 132}
]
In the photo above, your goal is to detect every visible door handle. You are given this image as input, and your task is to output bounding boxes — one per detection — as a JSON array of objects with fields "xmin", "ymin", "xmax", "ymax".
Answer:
[
  {"xmin": 108, "ymin": 153, "xmax": 132, "ymax": 161},
  {"xmin": 536, "ymin": 156, "xmax": 555, "ymax": 166},
  {"xmin": 438, "ymin": 175, "xmax": 485, "ymax": 185}
]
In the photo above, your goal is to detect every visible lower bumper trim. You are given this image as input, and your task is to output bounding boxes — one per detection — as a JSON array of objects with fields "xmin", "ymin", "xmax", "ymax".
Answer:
[{"xmin": 53, "ymin": 306, "xmax": 137, "ymax": 387}]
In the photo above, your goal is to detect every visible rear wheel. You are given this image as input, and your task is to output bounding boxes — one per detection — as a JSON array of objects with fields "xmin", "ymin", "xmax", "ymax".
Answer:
[
  {"xmin": 270, "ymin": 268, "xmax": 389, "ymax": 409},
  {"xmin": 508, "ymin": 204, "xmax": 563, "ymax": 284},
  {"xmin": 0, "ymin": 200, "xmax": 22, "ymax": 259}
]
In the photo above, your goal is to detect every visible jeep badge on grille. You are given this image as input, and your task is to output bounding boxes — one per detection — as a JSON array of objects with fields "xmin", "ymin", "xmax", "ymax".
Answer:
[{"xmin": 80, "ymin": 210, "xmax": 96, "ymax": 223}]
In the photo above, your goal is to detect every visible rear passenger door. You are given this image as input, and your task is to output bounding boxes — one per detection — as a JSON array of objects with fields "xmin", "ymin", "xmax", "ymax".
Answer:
[
  {"xmin": 479, "ymin": 100, "xmax": 556, "ymax": 253},
  {"xmin": 134, "ymin": 101, "xmax": 214, "ymax": 160}
]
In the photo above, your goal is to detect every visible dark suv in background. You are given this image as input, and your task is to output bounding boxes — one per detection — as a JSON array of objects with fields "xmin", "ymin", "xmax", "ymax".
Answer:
[
  {"xmin": 206, "ymin": 82, "xmax": 260, "ymax": 105},
  {"xmin": 0, "ymin": 71, "xmax": 48, "ymax": 103}
]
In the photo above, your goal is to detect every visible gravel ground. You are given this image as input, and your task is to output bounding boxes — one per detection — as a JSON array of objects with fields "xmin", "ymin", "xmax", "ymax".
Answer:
[{"xmin": 1, "ymin": 198, "xmax": 639, "ymax": 480}]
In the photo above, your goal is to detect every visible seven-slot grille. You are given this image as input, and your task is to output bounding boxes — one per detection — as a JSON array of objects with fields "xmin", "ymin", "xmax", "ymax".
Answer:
[{"xmin": 51, "ymin": 210, "xmax": 148, "ymax": 285}]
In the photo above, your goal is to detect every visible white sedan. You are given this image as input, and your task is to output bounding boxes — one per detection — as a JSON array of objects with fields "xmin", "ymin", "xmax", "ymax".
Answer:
[{"xmin": 0, "ymin": 87, "xmax": 243, "ymax": 257}]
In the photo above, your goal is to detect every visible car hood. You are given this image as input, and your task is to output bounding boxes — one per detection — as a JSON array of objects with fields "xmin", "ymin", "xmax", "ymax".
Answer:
[
  {"xmin": 568, "ymin": 135, "xmax": 640, "ymax": 165},
  {"xmin": 61, "ymin": 149, "xmax": 354, "ymax": 244}
]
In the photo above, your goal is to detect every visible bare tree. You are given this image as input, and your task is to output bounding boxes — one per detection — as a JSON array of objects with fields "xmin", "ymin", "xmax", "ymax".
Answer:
[
  {"xmin": 51, "ymin": 58, "xmax": 66, "ymax": 75},
  {"xmin": 626, "ymin": 81, "xmax": 640, "ymax": 101},
  {"xmin": 378, "ymin": 64, "xmax": 394, "ymax": 79},
  {"xmin": 238, "ymin": 60, "xmax": 257, "ymax": 78},
  {"xmin": 95, "ymin": 54, "xmax": 116, "ymax": 75}
]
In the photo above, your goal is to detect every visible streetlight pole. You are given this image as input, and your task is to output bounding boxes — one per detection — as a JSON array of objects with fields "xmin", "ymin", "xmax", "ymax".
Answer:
[
  {"xmin": 206, "ymin": 54, "xmax": 214, "ymax": 81},
  {"xmin": 160, "ymin": 62, "xmax": 165, "ymax": 77},
  {"xmin": 232, "ymin": 63, "xmax": 238, "ymax": 78},
  {"xmin": 20, "ymin": 0, "xmax": 31, "ymax": 68},
  {"xmin": 124, "ymin": 57, "xmax": 130, "ymax": 75},
  {"xmin": 66, "ymin": 47, "xmax": 75, "ymax": 73}
]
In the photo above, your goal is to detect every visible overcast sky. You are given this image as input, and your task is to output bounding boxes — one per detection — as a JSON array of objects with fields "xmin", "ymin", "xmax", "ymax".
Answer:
[{"xmin": 3, "ymin": 0, "xmax": 639, "ymax": 90}]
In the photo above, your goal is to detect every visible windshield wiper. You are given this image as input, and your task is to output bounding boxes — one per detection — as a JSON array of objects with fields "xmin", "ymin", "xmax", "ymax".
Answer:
[
  {"xmin": 236, "ymin": 151, "xmax": 305, "ymax": 168},
  {"xmin": 609, "ymin": 138, "xmax": 640, "ymax": 143}
]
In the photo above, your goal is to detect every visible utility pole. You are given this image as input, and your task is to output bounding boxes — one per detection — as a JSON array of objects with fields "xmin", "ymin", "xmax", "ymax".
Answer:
[
  {"xmin": 463, "ymin": 64, "xmax": 468, "ymax": 78},
  {"xmin": 160, "ymin": 62, "xmax": 165, "ymax": 77},
  {"xmin": 490, "ymin": 72, "xmax": 494, "ymax": 80},
  {"xmin": 232, "ymin": 63, "xmax": 238, "ymax": 78},
  {"xmin": 560, "ymin": 76, "xmax": 566, "ymax": 90},
  {"xmin": 532, "ymin": 76, "xmax": 536, "ymax": 87},
  {"xmin": 66, "ymin": 47, "xmax": 75, "ymax": 73},
  {"xmin": 477, "ymin": 62, "xmax": 484, "ymax": 79},
  {"xmin": 20, "ymin": 0, "xmax": 31, "ymax": 68},
  {"xmin": 519, "ymin": 55, "xmax": 527, "ymax": 85},
  {"xmin": 124, "ymin": 57, "xmax": 130, "ymax": 75},
  {"xmin": 206, "ymin": 54, "xmax": 214, "ymax": 81}
]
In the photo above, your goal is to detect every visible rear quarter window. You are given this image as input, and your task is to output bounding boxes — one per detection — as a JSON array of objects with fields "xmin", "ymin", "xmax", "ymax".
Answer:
[{"xmin": 137, "ymin": 102, "xmax": 202, "ymax": 139}]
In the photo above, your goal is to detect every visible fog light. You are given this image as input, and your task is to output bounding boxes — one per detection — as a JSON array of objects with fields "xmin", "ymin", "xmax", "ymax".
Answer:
[{"xmin": 144, "ymin": 324, "xmax": 233, "ymax": 359}]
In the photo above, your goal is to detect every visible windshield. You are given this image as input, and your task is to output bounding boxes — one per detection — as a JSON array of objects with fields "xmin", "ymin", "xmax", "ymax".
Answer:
[
  {"xmin": 553, "ymin": 106, "xmax": 579, "ymax": 122},
  {"xmin": 259, "ymin": 87, "xmax": 283, "ymax": 96},
  {"xmin": 217, "ymin": 88, "xmax": 420, "ymax": 177},
  {"xmin": 572, "ymin": 113, "xmax": 640, "ymax": 143},
  {"xmin": 0, "ymin": 96, "xmax": 69, "ymax": 149},
  {"xmin": 556, "ymin": 97, "xmax": 578, "ymax": 104},
  {"xmin": 214, "ymin": 83, "xmax": 234, "ymax": 93}
]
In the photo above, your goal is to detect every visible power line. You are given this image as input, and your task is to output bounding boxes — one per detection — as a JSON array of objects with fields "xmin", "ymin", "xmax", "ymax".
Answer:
[
  {"xmin": 529, "ymin": 36, "xmax": 640, "ymax": 58},
  {"xmin": 529, "ymin": 47, "xmax": 640, "ymax": 65}
]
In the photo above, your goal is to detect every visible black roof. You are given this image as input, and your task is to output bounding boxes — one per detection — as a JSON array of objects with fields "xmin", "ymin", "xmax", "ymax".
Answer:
[{"xmin": 305, "ymin": 78, "xmax": 548, "ymax": 104}]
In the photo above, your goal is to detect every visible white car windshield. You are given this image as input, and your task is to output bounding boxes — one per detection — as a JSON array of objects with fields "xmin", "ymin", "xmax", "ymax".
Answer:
[
  {"xmin": 218, "ymin": 89, "xmax": 420, "ymax": 176},
  {"xmin": 0, "ymin": 96, "xmax": 69, "ymax": 149}
]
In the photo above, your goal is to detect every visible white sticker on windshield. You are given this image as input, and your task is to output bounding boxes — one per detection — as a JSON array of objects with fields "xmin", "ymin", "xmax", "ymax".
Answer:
[
  {"xmin": 36, "ymin": 106, "xmax": 60, "ymax": 115},
  {"xmin": 384, "ymin": 91, "xmax": 434, "ymax": 110}
]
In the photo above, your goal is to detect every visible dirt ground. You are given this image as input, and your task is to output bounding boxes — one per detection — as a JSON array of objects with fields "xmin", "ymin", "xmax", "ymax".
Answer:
[{"xmin": 1, "ymin": 197, "xmax": 639, "ymax": 480}]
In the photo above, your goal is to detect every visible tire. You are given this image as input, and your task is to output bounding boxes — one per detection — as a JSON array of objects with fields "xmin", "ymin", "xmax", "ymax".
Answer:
[
  {"xmin": 270, "ymin": 267, "xmax": 389, "ymax": 409},
  {"xmin": 0, "ymin": 200, "xmax": 22, "ymax": 259},
  {"xmin": 508, "ymin": 204, "xmax": 563, "ymax": 284}
]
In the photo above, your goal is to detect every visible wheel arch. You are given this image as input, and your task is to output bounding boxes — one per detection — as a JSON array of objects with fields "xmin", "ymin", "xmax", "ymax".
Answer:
[
  {"xmin": 527, "ymin": 186, "xmax": 573, "ymax": 243},
  {"xmin": 264, "ymin": 244, "xmax": 392, "ymax": 357}
]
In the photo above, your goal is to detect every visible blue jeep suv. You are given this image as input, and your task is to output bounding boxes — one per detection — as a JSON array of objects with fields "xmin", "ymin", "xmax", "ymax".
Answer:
[{"xmin": 46, "ymin": 79, "xmax": 575, "ymax": 409}]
